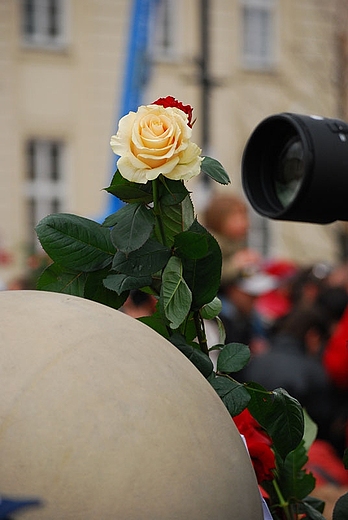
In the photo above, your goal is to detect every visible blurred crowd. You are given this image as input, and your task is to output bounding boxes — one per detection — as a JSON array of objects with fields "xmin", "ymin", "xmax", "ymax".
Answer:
[
  {"xmin": 203, "ymin": 192, "xmax": 348, "ymax": 516},
  {"xmin": 203, "ymin": 193, "xmax": 348, "ymax": 450}
]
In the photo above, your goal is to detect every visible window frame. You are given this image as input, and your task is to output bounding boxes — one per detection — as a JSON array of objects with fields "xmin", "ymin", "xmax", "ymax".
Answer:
[
  {"xmin": 150, "ymin": 0, "xmax": 180, "ymax": 62},
  {"xmin": 24, "ymin": 138, "xmax": 67, "ymax": 250},
  {"xmin": 240, "ymin": 0, "xmax": 277, "ymax": 71},
  {"xmin": 20, "ymin": 0, "xmax": 69, "ymax": 51}
]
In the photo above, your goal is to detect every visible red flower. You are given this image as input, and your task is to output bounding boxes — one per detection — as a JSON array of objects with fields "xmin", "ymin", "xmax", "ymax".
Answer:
[
  {"xmin": 152, "ymin": 96, "xmax": 195, "ymax": 128},
  {"xmin": 233, "ymin": 408, "xmax": 276, "ymax": 484}
]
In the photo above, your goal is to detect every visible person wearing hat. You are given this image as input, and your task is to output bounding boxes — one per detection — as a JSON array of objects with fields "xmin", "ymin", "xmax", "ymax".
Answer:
[{"xmin": 218, "ymin": 265, "xmax": 278, "ymax": 359}]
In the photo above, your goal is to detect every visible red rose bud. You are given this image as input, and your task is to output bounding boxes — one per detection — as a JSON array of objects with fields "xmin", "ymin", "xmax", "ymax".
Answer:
[
  {"xmin": 152, "ymin": 96, "xmax": 195, "ymax": 128},
  {"xmin": 233, "ymin": 409, "xmax": 276, "ymax": 484}
]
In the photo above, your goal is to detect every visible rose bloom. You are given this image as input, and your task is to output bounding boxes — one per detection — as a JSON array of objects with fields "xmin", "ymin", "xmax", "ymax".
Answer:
[
  {"xmin": 233, "ymin": 409, "xmax": 276, "ymax": 484},
  {"xmin": 110, "ymin": 98, "xmax": 203, "ymax": 184}
]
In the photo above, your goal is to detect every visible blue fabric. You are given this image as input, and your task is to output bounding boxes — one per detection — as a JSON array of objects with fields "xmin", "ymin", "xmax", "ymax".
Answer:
[
  {"xmin": 261, "ymin": 496, "xmax": 273, "ymax": 520},
  {"xmin": 0, "ymin": 497, "xmax": 41, "ymax": 519},
  {"xmin": 103, "ymin": 0, "xmax": 160, "ymax": 219}
]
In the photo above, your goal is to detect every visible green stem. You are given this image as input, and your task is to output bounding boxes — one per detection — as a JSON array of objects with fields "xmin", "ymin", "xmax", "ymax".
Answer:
[
  {"xmin": 152, "ymin": 178, "xmax": 167, "ymax": 246},
  {"xmin": 272, "ymin": 479, "xmax": 292, "ymax": 520},
  {"xmin": 193, "ymin": 310, "xmax": 209, "ymax": 356}
]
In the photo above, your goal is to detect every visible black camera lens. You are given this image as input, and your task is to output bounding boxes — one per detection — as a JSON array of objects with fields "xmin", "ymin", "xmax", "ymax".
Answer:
[
  {"xmin": 274, "ymin": 136, "xmax": 305, "ymax": 209},
  {"xmin": 241, "ymin": 114, "xmax": 310, "ymax": 218},
  {"xmin": 242, "ymin": 113, "xmax": 348, "ymax": 223}
]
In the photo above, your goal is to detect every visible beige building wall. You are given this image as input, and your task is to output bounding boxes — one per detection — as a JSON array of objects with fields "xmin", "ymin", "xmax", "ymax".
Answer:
[
  {"xmin": 145, "ymin": 0, "xmax": 342, "ymax": 265},
  {"xmin": 0, "ymin": 0, "xmax": 345, "ymax": 286},
  {"xmin": 0, "ymin": 0, "xmax": 130, "ymax": 284}
]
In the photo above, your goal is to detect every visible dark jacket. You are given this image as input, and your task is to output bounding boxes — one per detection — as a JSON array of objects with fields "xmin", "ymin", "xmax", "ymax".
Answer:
[{"xmin": 243, "ymin": 333, "xmax": 334, "ymax": 440}]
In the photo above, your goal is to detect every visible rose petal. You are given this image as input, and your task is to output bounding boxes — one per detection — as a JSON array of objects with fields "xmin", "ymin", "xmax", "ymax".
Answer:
[
  {"xmin": 116, "ymin": 156, "xmax": 149, "ymax": 184},
  {"xmin": 178, "ymin": 142, "xmax": 202, "ymax": 165},
  {"xmin": 164, "ymin": 155, "xmax": 202, "ymax": 181}
]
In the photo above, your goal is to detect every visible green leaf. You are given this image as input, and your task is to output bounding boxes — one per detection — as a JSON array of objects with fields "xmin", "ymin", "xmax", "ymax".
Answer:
[
  {"xmin": 268, "ymin": 389, "xmax": 304, "ymax": 458},
  {"xmin": 344, "ymin": 448, "xmax": 348, "ymax": 470},
  {"xmin": 200, "ymin": 297, "xmax": 222, "ymax": 320},
  {"xmin": 112, "ymin": 239, "xmax": 171, "ymax": 276},
  {"xmin": 333, "ymin": 492, "xmax": 348, "ymax": 520},
  {"xmin": 156, "ymin": 194, "xmax": 195, "ymax": 246},
  {"xmin": 170, "ymin": 333, "xmax": 213, "ymax": 378},
  {"xmin": 245, "ymin": 381, "xmax": 274, "ymax": 419},
  {"xmin": 181, "ymin": 193, "xmax": 195, "ymax": 229},
  {"xmin": 215, "ymin": 316, "xmax": 226, "ymax": 344},
  {"xmin": 158, "ymin": 178, "xmax": 190, "ymax": 206},
  {"xmin": 174, "ymin": 230, "xmax": 209, "ymax": 259},
  {"xmin": 201, "ymin": 156, "xmax": 230, "ymax": 185},
  {"xmin": 103, "ymin": 273, "xmax": 152, "ymax": 295},
  {"xmin": 280, "ymin": 440, "xmax": 315, "ymax": 500},
  {"xmin": 247, "ymin": 384, "xmax": 304, "ymax": 459},
  {"xmin": 104, "ymin": 170, "xmax": 153, "ymax": 204},
  {"xmin": 110, "ymin": 203, "xmax": 155, "ymax": 254},
  {"xmin": 36, "ymin": 262, "xmax": 87, "ymax": 295},
  {"xmin": 217, "ymin": 343, "xmax": 251, "ymax": 373},
  {"xmin": 36, "ymin": 213, "xmax": 115, "ymax": 272},
  {"xmin": 302, "ymin": 409, "xmax": 318, "ymax": 453},
  {"xmin": 297, "ymin": 499, "xmax": 326, "ymax": 520},
  {"xmin": 210, "ymin": 375, "xmax": 250, "ymax": 416},
  {"xmin": 139, "ymin": 313, "xmax": 170, "ymax": 339},
  {"xmin": 179, "ymin": 221, "xmax": 222, "ymax": 309},
  {"xmin": 178, "ymin": 312, "xmax": 197, "ymax": 343},
  {"xmin": 161, "ymin": 256, "xmax": 192, "ymax": 329},
  {"xmin": 84, "ymin": 268, "xmax": 128, "ymax": 309},
  {"xmin": 102, "ymin": 211, "xmax": 120, "ymax": 228},
  {"xmin": 302, "ymin": 496, "xmax": 325, "ymax": 515}
]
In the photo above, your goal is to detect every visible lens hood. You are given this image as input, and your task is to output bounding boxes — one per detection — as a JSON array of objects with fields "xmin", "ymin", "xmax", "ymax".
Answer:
[{"xmin": 242, "ymin": 113, "xmax": 348, "ymax": 223}]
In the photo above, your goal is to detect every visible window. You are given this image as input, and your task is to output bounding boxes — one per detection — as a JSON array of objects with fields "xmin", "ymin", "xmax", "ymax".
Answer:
[
  {"xmin": 25, "ymin": 139, "xmax": 66, "ymax": 249},
  {"xmin": 240, "ymin": 0, "xmax": 276, "ymax": 70},
  {"xmin": 21, "ymin": 0, "xmax": 68, "ymax": 49},
  {"xmin": 151, "ymin": 0, "xmax": 178, "ymax": 60}
]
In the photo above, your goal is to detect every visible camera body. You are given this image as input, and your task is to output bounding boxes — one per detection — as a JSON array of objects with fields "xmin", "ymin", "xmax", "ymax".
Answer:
[{"xmin": 242, "ymin": 113, "xmax": 348, "ymax": 224}]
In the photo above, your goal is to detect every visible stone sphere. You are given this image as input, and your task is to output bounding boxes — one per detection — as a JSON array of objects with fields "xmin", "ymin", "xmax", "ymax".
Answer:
[{"xmin": 0, "ymin": 290, "xmax": 263, "ymax": 519}]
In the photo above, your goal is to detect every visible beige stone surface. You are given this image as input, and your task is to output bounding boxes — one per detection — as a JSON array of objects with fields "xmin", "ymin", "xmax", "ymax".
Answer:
[{"xmin": 0, "ymin": 290, "xmax": 263, "ymax": 519}]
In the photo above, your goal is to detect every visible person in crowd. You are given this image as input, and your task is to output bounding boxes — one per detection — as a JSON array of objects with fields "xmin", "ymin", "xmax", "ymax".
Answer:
[
  {"xmin": 320, "ymin": 300, "xmax": 348, "ymax": 456},
  {"xmin": 323, "ymin": 304, "xmax": 348, "ymax": 391},
  {"xmin": 316, "ymin": 285, "xmax": 348, "ymax": 334},
  {"xmin": 7, "ymin": 276, "xmax": 34, "ymax": 290},
  {"xmin": 218, "ymin": 265, "xmax": 278, "ymax": 355},
  {"xmin": 203, "ymin": 192, "xmax": 273, "ymax": 353},
  {"xmin": 242, "ymin": 304, "xmax": 335, "ymax": 443},
  {"xmin": 289, "ymin": 263, "xmax": 332, "ymax": 307},
  {"xmin": 203, "ymin": 192, "xmax": 262, "ymax": 283},
  {"xmin": 326, "ymin": 260, "xmax": 348, "ymax": 292},
  {"xmin": 254, "ymin": 259, "xmax": 299, "ymax": 332},
  {"xmin": 121, "ymin": 289, "xmax": 157, "ymax": 319}
]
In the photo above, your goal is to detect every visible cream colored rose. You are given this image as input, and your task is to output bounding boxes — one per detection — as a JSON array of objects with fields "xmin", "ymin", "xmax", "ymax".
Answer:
[{"xmin": 110, "ymin": 104, "xmax": 203, "ymax": 184}]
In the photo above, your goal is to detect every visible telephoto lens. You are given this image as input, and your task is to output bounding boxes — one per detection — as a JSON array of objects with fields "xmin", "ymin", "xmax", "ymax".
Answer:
[{"xmin": 242, "ymin": 113, "xmax": 348, "ymax": 223}]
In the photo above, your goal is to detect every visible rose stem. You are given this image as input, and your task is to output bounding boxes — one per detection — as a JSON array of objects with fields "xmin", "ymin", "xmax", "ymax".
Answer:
[
  {"xmin": 272, "ymin": 479, "xmax": 292, "ymax": 520},
  {"xmin": 193, "ymin": 310, "xmax": 209, "ymax": 356},
  {"xmin": 152, "ymin": 177, "xmax": 167, "ymax": 246}
]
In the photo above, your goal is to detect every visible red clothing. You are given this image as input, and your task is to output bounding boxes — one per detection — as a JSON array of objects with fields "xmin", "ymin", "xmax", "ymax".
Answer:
[
  {"xmin": 323, "ymin": 306, "xmax": 348, "ymax": 390},
  {"xmin": 306, "ymin": 440, "xmax": 348, "ymax": 487}
]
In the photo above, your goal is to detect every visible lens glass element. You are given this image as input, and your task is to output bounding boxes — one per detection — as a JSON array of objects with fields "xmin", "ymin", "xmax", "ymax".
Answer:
[{"xmin": 274, "ymin": 137, "xmax": 305, "ymax": 208}]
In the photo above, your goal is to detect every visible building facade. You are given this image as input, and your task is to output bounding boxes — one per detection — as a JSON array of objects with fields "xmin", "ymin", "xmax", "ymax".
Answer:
[{"xmin": 0, "ymin": 0, "xmax": 346, "ymax": 285}]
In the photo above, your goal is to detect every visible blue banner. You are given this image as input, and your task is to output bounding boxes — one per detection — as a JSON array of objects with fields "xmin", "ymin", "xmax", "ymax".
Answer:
[{"xmin": 102, "ymin": 0, "xmax": 160, "ymax": 219}]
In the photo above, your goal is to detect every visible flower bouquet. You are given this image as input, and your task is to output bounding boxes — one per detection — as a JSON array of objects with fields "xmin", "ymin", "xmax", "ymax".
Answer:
[{"xmin": 35, "ymin": 96, "xmax": 348, "ymax": 519}]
